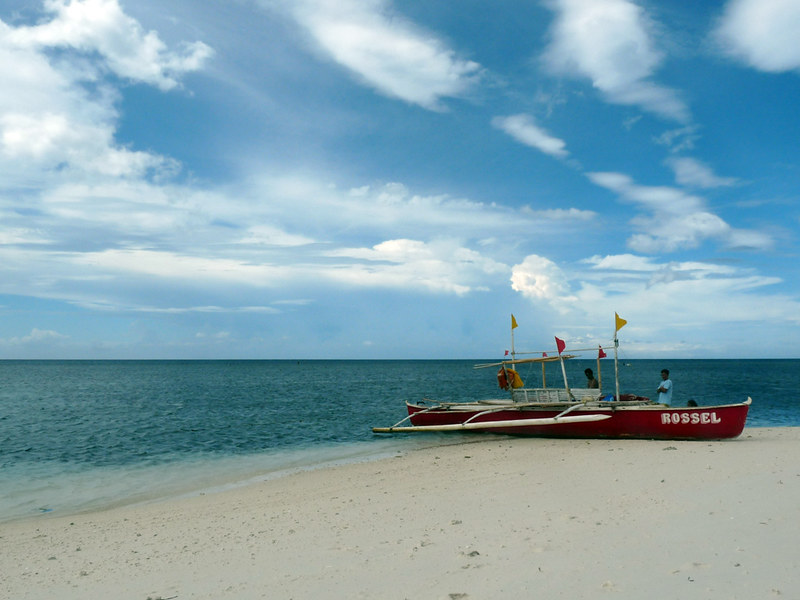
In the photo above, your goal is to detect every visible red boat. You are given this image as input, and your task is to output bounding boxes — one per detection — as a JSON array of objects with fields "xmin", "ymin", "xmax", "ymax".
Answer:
[
  {"xmin": 373, "ymin": 315, "xmax": 751, "ymax": 440},
  {"xmin": 390, "ymin": 397, "xmax": 752, "ymax": 440}
]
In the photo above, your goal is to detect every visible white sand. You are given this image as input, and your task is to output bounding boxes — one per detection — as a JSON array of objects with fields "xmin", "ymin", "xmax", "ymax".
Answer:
[{"xmin": 2, "ymin": 427, "xmax": 798, "ymax": 600}]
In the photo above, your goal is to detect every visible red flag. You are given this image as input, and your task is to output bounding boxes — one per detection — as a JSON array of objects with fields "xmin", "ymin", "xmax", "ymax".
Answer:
[
  {"xmin": 555, "ymin": 336, "xmax": 566, "ymax": 355},
  {"xmin": 598, "ymin": 345, "xmax": 607, "ymax": 359},
  {"xmin": 504, "ymin": 350, "xmax": 509, "ymax": 356}
]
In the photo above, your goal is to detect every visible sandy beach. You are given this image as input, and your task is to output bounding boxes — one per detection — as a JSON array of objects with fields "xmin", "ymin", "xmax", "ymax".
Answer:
[{"xmin": 2, "ymin": 427, "xmax": 798, "ymax": 599}]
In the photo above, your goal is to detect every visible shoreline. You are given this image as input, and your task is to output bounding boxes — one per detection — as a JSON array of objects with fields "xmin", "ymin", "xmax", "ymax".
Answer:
[
  {"xmin": 3, "ymin": 427, "xmax": 799, "ymax": 599},
  {"xmin": 0, "ymin": 436, "xmax": 457, "ymax": 525}
]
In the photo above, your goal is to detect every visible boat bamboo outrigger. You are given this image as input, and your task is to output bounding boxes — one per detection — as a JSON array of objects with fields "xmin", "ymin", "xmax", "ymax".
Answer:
[{"xmin": 373, "ymin": 314, "xmax": 751, "ymax": 440}]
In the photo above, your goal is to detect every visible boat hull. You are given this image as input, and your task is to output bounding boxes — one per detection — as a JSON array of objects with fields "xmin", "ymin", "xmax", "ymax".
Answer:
[{"xmin": 405, "ymin": 398, "xmax": 751, "ymax": 440}]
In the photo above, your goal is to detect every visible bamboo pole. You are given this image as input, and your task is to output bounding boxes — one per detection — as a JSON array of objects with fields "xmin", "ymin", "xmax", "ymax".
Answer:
[
  {"xmin": 474, "ymin": 355, "xmax": 576, "ymax": 369},
  {"xmin": 558, "ymin": 353, "xmax": 572, "ymax": 400},
  {"xmin": 515, "ymin": 346, "xmax": 613, "ymax": 355},
  {"xmin": 372, "ymin": 413, "xmax": 611, "ymax": 434},
  {"xmin": 614, "ymin": 335, "xmax": 620, "ymax": 401},
  {"xmin": 596, "ymin": 353, "xmax": 602, "ymax": 391}
]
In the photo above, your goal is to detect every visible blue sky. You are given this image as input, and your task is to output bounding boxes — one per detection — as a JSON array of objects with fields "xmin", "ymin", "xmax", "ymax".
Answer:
[{"xmin": 1, "ymin": 0, "xmax": 799, "ymax": 359}]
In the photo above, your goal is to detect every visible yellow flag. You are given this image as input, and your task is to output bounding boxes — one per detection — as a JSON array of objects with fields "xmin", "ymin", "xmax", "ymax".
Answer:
[
  {"xmin": 511, "ymin": 314, "xmax": 518, "ymax": 329},
  {"xmin": 615, "ymin": 312, "xmax": 627, "ymax": 332}
]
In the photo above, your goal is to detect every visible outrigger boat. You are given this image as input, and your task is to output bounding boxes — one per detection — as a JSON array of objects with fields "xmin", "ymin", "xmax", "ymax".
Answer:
[{"xmin": 373, "ymin": 315, "xmax": 751, "ymax": 440}]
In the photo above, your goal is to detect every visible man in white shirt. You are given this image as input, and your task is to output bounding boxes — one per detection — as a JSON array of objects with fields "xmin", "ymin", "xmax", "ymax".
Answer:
[{"xmin": 657, "ymin": 369, "xmax": 673, "ymax": 405}]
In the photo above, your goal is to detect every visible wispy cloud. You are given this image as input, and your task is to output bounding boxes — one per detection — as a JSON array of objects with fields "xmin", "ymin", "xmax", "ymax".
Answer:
[
  {"xmin": 4, "ymin": 328, "xmax": 68, "ymax": 344},
  {"xmin": 714, "ymin": 0, "xmax": 800, "ymax": 72},
  {"xmin": 326, "ymin": 238, "xmax": 507, "ymax": 295},
  {"xmin": 542, "ymin": 0, "xmax": 689, "ymax": 122},
  {"xmin": 511, "ymin": 251, "xmax": 799, "ymax": 354},
  {"xmin": 491, "ymin": 114, "xmax": 569, "ymax": 158},
  {"xmin": 666, "ymin": 157, "xmax": 738, "ymax": 188},
  {"xmin": 587, "ymin": 171, "xmax": 772, "ymax": 252},
  {"xmin": 266, "ymin": 0, "xmax": 481, "ymax": 110}
]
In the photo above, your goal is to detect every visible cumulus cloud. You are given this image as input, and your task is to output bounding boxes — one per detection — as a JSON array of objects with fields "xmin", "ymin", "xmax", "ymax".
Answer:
[
  {"xmin": 0, "ymin": 111, "xmax": 174, "ymax": 178},
  {"xmin": 7, "ymin": 0, "xmax": 213, "ymax": 90},
  {"xmin": 0, "ymin": 0, "xmax": 210, "ymax": 180},
  {"xmin": 511, "ymin": 255, "xmax": 576, "ymax": 305},
  {"xmin": 267, "ymin": 0, "xmax": 481, "ymax": 110},
  {"xmin": 542, "ymin": 0, "xmax": 689, "ymax": 121},
  {"xmin": 714, "ymin": 0, "xmax": 800, "ymax": 73},
  {"xmin": 492, "ymin": 114, "xmax": 569, "ymax": 158}
]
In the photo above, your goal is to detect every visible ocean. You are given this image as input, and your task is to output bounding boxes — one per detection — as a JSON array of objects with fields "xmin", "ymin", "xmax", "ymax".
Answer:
[{"xmin": 1, "ymin": 359, "xmax": 797, "ymax": 523}]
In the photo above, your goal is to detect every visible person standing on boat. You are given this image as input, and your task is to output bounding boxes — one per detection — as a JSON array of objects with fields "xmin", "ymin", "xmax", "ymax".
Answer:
[
  {"xmin": 657, "ymin": 369, "xmax": 673, "ymax": 405},
  {"xmin": 584, "ymin": 368, "xmax": 599, "ymax": 389}
]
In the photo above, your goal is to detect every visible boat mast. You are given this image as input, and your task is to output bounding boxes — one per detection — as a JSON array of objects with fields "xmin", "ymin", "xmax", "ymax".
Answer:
[
  {"xmin": 596, "ymin": 348, "xmax": 602, "ymax": 391},
  {"xmin": 613, "ymin": 313, "xmax": 626, "ymax": 401},
  {"xmin": 542, "ymin": 358, "xmax": 547, "ymax": 388},
  {"xmin": 510, "ymin": 314, "xmax": 517, "ymax": 361},
  {"xmin": 555, "ymin": 337, "xmax": 572, "ymax": 399},
  {"xmin": 613, "ymin": 335, "xmax": 620, "ymax": 401}
]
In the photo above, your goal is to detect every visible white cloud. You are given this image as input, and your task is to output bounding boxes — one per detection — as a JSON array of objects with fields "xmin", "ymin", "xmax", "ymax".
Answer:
[
  {"xmin": 579, "ymin": 256, "xmax": 790, "ymax": 325},
  {"xmin": 236, "ymin": 225, "xmax": 316, "ymax": 247},
  {"xmin": 542, "ymin": 0, "xmax": 689, "ymax": 121},
  {"xmin": 587, "ymin": 171, "xmax": 772, "ymax": 252},
  {"xmin": 268, "ymin": 0, "xmax": 481, "ymax": 110},
  {"xmin": 724, "ymin": 228, "xmax": 775, "ymax": 251},
  {"xmin": 714, "ymin": 0, "xmax": 800, "ymax": 73},
  {"xmin": 0, "ymin": 111, "xmax": 173, "ymax": 177},
  {"xmin": 492, "ymin": 114, "xmax": 569, "ymax": 158},
  {"xmin": 0, "ymin": 1, "xmax": 209, "ymax": 180},
  {"xmin": 628, "ymin": 211, "xmax": 730, "ymax": 254},
  {"xmin": 15, "ymin": 328, "xmax": 68, "ymax": 343},
  {"xmin": 0, "ymin": 166, "xmax": 527, "ymax": 308},
  {"xmin": 511, "ymin": 255, "xmax": 576, "ymax": 305},
  {"xmin": 69, "ymin": 248, "xmax": 295, "ymax": 285},
  {"xmin": 249, "ymin": 177, "xmax": 523, "ymax": 237},
  {"xmin": 327, "ymin": 238, "xmax": 508, "ymax": 295},
  {"xmin": 510, "ymin": 252, "xmax": 799, "ymax": 356},
  {"xmin": 522, "ymin": 207, "xmax": 595, "ymax": 221},
  {"xmin": 584, "ymin": 253, "xmax": 660, "ymax": 271},
  {"xmin": 653, "ymin": 125, "xmax": 701, "ymax": 153},
  {"xmin": 666, "ymin": 157, "xmax": 737, "ymax": 188},
  {"xmin": 8, "ymin": 0, "xmax": 213, "ymax": 90}
]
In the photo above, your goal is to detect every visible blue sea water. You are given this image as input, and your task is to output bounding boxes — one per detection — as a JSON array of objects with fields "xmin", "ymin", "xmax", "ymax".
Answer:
[{"xmin": 1, "ymin": 359, "xmax": 797, "ymax": 522}]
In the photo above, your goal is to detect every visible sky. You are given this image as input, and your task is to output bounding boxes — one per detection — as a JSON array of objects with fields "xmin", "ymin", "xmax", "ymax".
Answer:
[{"xmin": 1, "ymin": 0, "xmax": 799, "ymax": 359}]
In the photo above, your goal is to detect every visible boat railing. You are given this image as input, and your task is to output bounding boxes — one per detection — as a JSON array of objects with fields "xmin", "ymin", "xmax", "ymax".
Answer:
[{"xmin": 511, "ymin": 387, "xmax": 602, "ymax": 404}]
